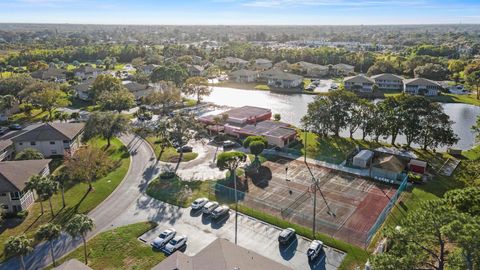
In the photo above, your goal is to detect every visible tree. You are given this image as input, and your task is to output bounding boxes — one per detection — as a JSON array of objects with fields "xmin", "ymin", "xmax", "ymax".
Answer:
[
  {"xmin": 416, "ymin": 102, "xmax": 458, "ymax": 150},
  {"xmin": 35, "ymin": 223, "xmax": 61, "ymax": 267},
  {"xmin": 377, "ymin": 96, "xmax": 405, "ymax": 145},
  {"xmin": 15, "ymin": 148, "xmax": 44, "ymax": 160},
  {"xmin": 399, "ymin": 95, "xmax": 430, "ymax": 147},
  {"xmin": 83, "ymin": 111, "xmax": 130, "ymax": 148},
  {"xmin": 64, "ymin": 146, "xmax": 113, "ymax": 190},
  {"xmin": 25, "ymin": 175, "xmax": 44, "ymax": 214},
  {"xmin": 216, "ymin": 151, "xmax": 247, "ymax": 181},
  {"xmin": 465, "ymin": 70, "xmax": 480, "ymax": 100},
  {"xmin": 0, "ymin": 94, "xmax": 16, "ymax": 112},
  {"xmin": 183, "ymin": 77, "xmax": 211, "ymax": 104},
  {"xmin": 302, "ymin": 97, "xmax": 332, "ymax": 137},
  {"xmin": 91, "ymin": 74, "xmax": 123, "ymax": 101},
  {"xmin": 4, "ymin": 234, "xmax": 33, "ymax": 270},
  {"xmin": 414, "ymin": 63, "xmax": 448, "ymax": 81},
  {"xmin": 31, "ymin": 88, "xmax": 70, "ymax": 119},
  {"xmin": 52, "ymin": 173, "xmax": 67, "ymax": 208},
  {"xmin": 150, "ymin": 65, "xmax": 188, "ymax": 87},
  {"xmin": 273, "ymin": 113, "xmax": 281, "ymax": 121},
  {"xmin": 144, "ymin": 81, "xmax": 181, "ymax": 115},
  {"xmin": 65, "ymin": 214, "xmax": 94, "ymax": 265},
  {"xmin": 37, "ymin": 177, "xmax": 58, "ymax": 217},
  {"xmin": 243, "ymin": 136, "xmax": 268, "ymax": 165},
  {"xmin": 97, "ymin": 88, "xmax": 136, "ymax": 113}
]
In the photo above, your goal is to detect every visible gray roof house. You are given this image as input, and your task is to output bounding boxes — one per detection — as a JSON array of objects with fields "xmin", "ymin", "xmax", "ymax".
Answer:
[
  {"xmin": 261, "ymin": 69, "xmax": 303, "ymax": 89},
  {"xmin": 187, "ymin": 65, "xmax": 205, "ymax": 77},
  {"xmin": 252, "ymin": 58, "xmax": 273, "ymax": 70},
  {"xmin": 73, "ymin": 78, "xmax": 95, "ymax": 101},
  {"xmin": 294, "ymin": 61, "xmax": 329, "ymax": 77},
  {"xmin": 124, "ymin": 81, "xmax": 153, "ymax": 100},
  {"xmin": 371, "ymin": 73, "xmax": 405, "ymax": 90},
  {"xmin": 73, "ymin": 66, "xmax": 103, "ymax": 80},
  {"xmin": 333, "ymin": 63, "xmax": 355, "ymax": 76},
  {"xmin": 0, "ymin": 159, "xmax": 51, "ymax": 212},
  {"xmin": 344, "ymin": 75, "xmax": 375, "ymax": 92},
  {"xmin": 31, "ymin": 68, "xmax": 67, "ymax": 82},
  {"xmin": 403, "ymin": 78, "xmax": 442, "ymax": 96},
  {"xmin": 229, "ymin": 69, "xmax": 259, "ymax": 83},
  {"xmin": 12, "ymin": 123, "xmax": 84, "ymax": 157}
]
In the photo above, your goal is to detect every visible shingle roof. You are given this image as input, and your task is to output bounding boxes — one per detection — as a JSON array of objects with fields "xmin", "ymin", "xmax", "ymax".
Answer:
[
  {"xmin": 344, "ymin": 75, "xmax": 374, "ymax": 84},
  {"xmin": 0, "ymin": 159, "xmax": 51, "ymax": 192},
  {"xmin": 12, "ymin": 123, "xmax": 84, "ymax": 142},
  {"xmin": 236, "ymin": 120, "xmax": 297, "ymax": 139},
  {"xmin": 54, "ymin": 259, "xmax": 93, "ymax": 270},
  {"xmin": 0, "ymin": 139, "xmax": 13, "ymax": 152},
  {"xmin": 403, "ymin": 77, "xmax": 441, "ymax": 87},
  {"xmin": 229, "ymin": 69, "xmax": 258, "ymax": 77},
  {"xmin": 124, "ymin": 82, "xmax": 149, "ymax": 92},
  {"xmin": 152, "ymin": 238, "xmax": 292, "ymax": 270},
  {"xmin": 371, "ymin": 73, "xmax": 404, "ymax": 81},
  {"xmin": 261, "ymin": 69, "xmax": 303, "ymax": 81}
]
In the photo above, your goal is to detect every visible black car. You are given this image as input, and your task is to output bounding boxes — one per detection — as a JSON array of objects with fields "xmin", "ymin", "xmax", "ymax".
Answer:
[
  {"xmin": 278, "ymin": 228, "xmax": 296, "ymax": 245},
  {"xmin": 176, "ymin": 145, "xmax": 193, "ymax": 153},
  {"xmin": 8, "ymin": 124, "xmax": 22, "ymax": 130}
]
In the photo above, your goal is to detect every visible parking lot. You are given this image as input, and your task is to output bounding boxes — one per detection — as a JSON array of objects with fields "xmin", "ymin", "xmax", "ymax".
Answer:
[{"xmin": 136, "ymin": 205, "xmax": 345, "ymax": 270}]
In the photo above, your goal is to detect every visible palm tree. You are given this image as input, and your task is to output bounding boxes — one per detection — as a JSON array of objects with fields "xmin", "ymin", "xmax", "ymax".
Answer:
[
  {"xmin": 52, "ymin": 173, "xmax": 67, "ymax": 208},
  {"xmin": 65, "ymin": 214, "xmax": 94, "ymax": 265},
  {"xmin": 38, "ymin": 177, "xmax": 58, "ymax": 217},
  {"xmin": 25, "ymin": 175, "xmax": 44, "ymax": 214},
  {"xmin": 4, "ymin": 234, "xmax": 33, "ymax": 270},
  {"xmin": 35, "ymin": 223, "xmax": 61, "ymax": 267}
]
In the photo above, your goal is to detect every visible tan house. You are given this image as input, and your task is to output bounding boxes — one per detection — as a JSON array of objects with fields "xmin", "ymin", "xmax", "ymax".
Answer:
[
  {"xmin": 31, "ymin": 68, "xmax": 67, "ymax": 82},
  {"xmin": 260, "ymin": 69, "xmax": 303, "ymax": 89},
  {"xmin": 124, "ymin": 81, "xmax": 153, "ymax": 100},
  {"xmin": 229, "ymin": 69, "xmax": 258, "ymax": 83},
  {"xmin": 371, "ymin": 73, "xmax": 404, "ymax": 90},
  {"xmin": 152, "ymin": 238, "xmax": 292, "ymax": 270},
  {"xmin": 73, "ymin": 78, "xmax": 95, "ymax": 101},
  {"xmin": 0, "ymin": 159, "xmax": 51, "ymax": 213},
  {"xmin": 344, "ymin": 75, "xmax": 375, "ymax": 92},
  {"xmin": 12, "ymin": 123, "xmax": 84, "ymax": 157},
  {"xmin": 73, "ymin": 65, "xmax": 103, "ymax": 80},
  {"xmin": 403, "ymin": 78, "xmax": 442, "ymax": 96}
]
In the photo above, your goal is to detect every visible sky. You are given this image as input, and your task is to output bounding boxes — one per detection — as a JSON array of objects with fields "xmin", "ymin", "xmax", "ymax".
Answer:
[{"xmin": 0, "ymin": 0, "xmax": 479, "ymax": 25}]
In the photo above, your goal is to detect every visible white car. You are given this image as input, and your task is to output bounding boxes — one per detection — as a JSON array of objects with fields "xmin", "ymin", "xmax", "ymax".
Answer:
[
  {"xmin": 202, "ymin": 201, "xmax": 219, "ymax": 214},
  {"xmin": 151, "ymin": 228, "xmax": 176, "ymax": 249},
  {"xmin": 191, "ymin": 197, "xmax": 209, "ymax": 210},
  {"xmin": 211, "ymin": 205, "xmax": 230, "ymax": 219},
  {"xmin": 307, "ymin": 240, "xmax": 324, "ymax": 261},
  {"xmin": 164, "ymin": 235, "xmax": 188, "ymax": 254}
]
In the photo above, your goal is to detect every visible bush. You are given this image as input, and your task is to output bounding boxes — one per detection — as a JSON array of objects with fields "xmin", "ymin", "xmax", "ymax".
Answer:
[
  {"xmin": 408, "ymin": 172, "xmax": 423, "ymax": 183},
  {"xmin": 16, "ymin": 210, "xmax": 28, "ymax": 219},
  {"xmin": 159, "ymin": 171, "xmax": 176, "ymax": 179}
]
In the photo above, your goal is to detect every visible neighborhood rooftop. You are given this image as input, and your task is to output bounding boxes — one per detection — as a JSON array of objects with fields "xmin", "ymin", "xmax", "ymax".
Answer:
[
  {"xmin": 0, "ymin": 159, "xmax": 51, "ymax": 192},
  {"xmin": 12, "ymin": 123, "xmax": 85, "ymax": 142}
]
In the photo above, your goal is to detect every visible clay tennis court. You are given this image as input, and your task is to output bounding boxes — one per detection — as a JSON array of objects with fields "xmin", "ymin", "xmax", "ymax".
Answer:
[{"xmin": 238, "ymin": 158, "xmax": 397, "ymax": 246}]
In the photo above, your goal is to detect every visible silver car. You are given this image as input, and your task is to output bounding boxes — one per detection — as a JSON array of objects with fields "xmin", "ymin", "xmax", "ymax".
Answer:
[
  {"xmin": 164, "ymin": 235, "xmax": 188, "ymax": 254},
  {"xmin": 151, "ymin": 228, "xmax": 176, "ymax": 249},
  {"xmin": 307, "ymin": 240, "xmax": 324, "ymax": 261},
  {"xmin": 191, "ymin": 197, "xmax": 209, "ymax": 210},
  {"xmin": 202, "ymin": 201, "xmax": 219, "ymax": 214}
]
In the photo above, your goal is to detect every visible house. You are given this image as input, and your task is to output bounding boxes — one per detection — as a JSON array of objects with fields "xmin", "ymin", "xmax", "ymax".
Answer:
[
  {"xmin": 293, "ymin": 61, "xmax": 329, "ymax": 77},
  {"xmin": 73, "ymin": 78, "xmax": 95, "ymax": 101},
  {"xmin": 273, "ymin": 60, "xmax": 291, "ymax": 71},
  {"xmin": 260, "ymin": 69, "xmax": 303, "ymax": 89},
  {"xmin": 344, "ymin": 75, "xmax": 375, "ymax": 92},
  {"xmin": 152, "ymin": 238, "xmax": 292, "ymax": 270},
  {"xmin": 403, "ymin": 78, "xmax": 442, "ymax": 96},
  {"xmin": 137, "ymin": 64, "xmax": 159, "ymax": 75},
  {"xmin": 30, "ymin": 68, "xmax": 67, "ymax": 82},
  {"xmin": 371, "ymin": 73, "xmax": 404, "ymax": 91},
  {"xmin": 54, "ymin": 259, "xmax": 93, "ymax": 270},
  {"xmin": 12, "ymin": 123, "xmax": 84, "ymax": 157},
  {"xmin": 229, "ymin": 69, "xmax": 258, "ymax": 83},
  {"xmin": 0, "ymin": 159, "xmax": 51, "ymax": 213},
  {"xmin": 236, "ymin": 120, "xmax": 297, "ymax": 147},
  {"xmin": 123, "ymin": 81, "xmax": 153, "ymax": 101},
  {"xmin": 333, "ymin": 63, "xmax": 355, "ymax": 76},
  {"xmin": 0, "ymin": 140, "xmax": 14, "ymax": 161},
  {"xmin": 215, "ymin": 57, "xmax": 248, "ymax": 69},
  {"xmin": 73, "ymin": 66, "xmax": 102, "ymax": 80},
  {"xmin": 252, "ymin": 58, "xmax": 273, "ymax": 70},
  {"xmin": 187, "ymin": 65, "xmax": 205, "ymax": 77}
]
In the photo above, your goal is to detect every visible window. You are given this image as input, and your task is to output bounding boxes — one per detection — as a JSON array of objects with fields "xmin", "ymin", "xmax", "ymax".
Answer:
[
  {"xmin": 30, "ymin": 142, "xmax": 36, "ymax": 146},
  {"xmin": 50, "ymin": 141, "xmax": 56, "ymax": 145},
  {"xmin": 63, "ymin": 140, "xmax": 69, "ymax": 144},
  {"xmin": 51, "ymin": 150, "xmax": 57, "ymax": 155},
  {"xmin": 10, "ymin": 192, "xmax": 20, "ymax": 200},
  {"xmin": 19, "ymin": 142, "xmax": 23, "ymax": 146},
  {"xmin": 0, "ymin": 193, "xmax": 6, "ymax": 196}
]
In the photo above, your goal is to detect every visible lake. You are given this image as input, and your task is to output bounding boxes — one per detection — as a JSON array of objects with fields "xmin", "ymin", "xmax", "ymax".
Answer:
[{"xmin": 202, "ymin": 87, "xmax": 480, "ymax": 151}]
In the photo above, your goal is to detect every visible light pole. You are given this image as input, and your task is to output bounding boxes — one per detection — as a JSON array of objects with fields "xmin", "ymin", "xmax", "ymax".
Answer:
[{"xmin": 233, "ymin": 170, "xmax": 238, "ymax": 245}]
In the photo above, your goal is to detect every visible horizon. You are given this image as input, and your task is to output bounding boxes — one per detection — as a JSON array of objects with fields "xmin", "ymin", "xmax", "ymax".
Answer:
[{"xmin": 1, "ymin": 0, "xmax": 480, "ymax": 25}]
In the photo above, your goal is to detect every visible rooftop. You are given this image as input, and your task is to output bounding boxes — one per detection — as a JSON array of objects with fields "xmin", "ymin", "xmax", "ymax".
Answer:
[
  {"xmin": 236, "ymin": 120, "xmax": 297, "ymax": 139},
  {"xmin": 0, "ymin": 159, "xmax": 51, "ymax": 192},
  {"xmin": 12, "ymin": 123, "xmax": 85, "ymax": 142}
]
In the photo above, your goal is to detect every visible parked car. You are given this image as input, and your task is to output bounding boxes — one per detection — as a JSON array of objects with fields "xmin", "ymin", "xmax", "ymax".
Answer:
[
  {"xmin": 191, "ymin": 197, "xmax": 209, "ymax": 210},
  {"xmin": 8, "ymin": 123, "xmax": 22, "ymax": 130},
  {"xmin": 278, "ymin": 228, "xmax": 296, "ymax": 245},
  {"xmin": 211, "ymin": 205, "xmax": 230, "ymax": 220},
  {"xmin": 176, "ymin": 145, "xmax": 193, "ymax": 153},
  {"xmin": 307, "ymin": 240, "xmax": 324, "ymax": 261},
  {"xmin": 164, "ymin": 235, "xmax": 188, "ymax": 254},
  {"xmin": 0, "ymin": 127, "xmax": 8, "ymax": 135},
  {"xmin": 223, "ymin": 140, "xmax": 239, "ymax": 149},
  {"xmin": 202, "ymin": 201, "xmax": 219, "ymax": 215},
  {"xmin": 151, "ymin": 228, "xmax": 176, "ymax": 249}
]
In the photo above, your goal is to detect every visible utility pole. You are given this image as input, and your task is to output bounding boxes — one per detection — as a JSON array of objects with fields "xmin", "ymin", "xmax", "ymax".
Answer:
[
  {"xmin": 234, "ymin": 171, "xmax": 238, "ymax": 245},
  {"xmin": 304, "ymin": 129, "xmax": 316, "ymax": 238}
]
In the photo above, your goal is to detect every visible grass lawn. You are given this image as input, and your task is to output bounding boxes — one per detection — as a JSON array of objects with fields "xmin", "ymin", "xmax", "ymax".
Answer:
[
  {"xmin": 9, "ymin": 109, "xmax": 51, "ymax": 124},
  {"xmin": 146, "ymin": 175, "xmax": 213, "ymax": 207},
  {"xmin": 68, "ymin": 97, "xmax": 98, "ymax": 112},
  {"xmin": 429, "ymin": 93, "xmax": 480, "ymax": 106},
  {"xmin": 183, "ymin": 98, "xmax": 197, "ymax": 107},
  {"xmin": 0, "ymin": 137, "xmax": 130, "ymax": 262},
  {"xmin": 462, "ymin": 145, "xmax": 480, "ymax": 160},
  {"xmin": 145, "ymin": 136, "xmax": 198, "ymax": 163},
  {"xmin": 49, "ymin": 222, "xmax": 164, "ymax": 270},
  {"xmin": 254, "ymin": 84, "xmax": 270, "ymax": 91},
  {"xmin": 294, "ymin": 131, "xmax": 384, "ymax": 164}
]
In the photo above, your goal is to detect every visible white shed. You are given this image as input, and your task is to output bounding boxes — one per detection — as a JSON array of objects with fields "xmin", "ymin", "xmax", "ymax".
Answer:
[{"xmin": 353, "ymin": 150, "xmax": 374, "ymax": 168}]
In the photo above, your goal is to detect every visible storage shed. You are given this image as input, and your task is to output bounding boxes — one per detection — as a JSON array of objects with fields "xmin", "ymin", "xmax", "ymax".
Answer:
[
  {"xmin": 353, "ymin": 150, "xmax": 374, "ymax": 168},
  {"xmin": 408, "ymin": 159, "xmax": 427, "ymax": 174}
]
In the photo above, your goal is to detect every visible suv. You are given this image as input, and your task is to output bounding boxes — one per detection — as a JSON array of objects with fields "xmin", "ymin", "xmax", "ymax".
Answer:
[
  {"xmin": 307, "ymin": 240, "xmax": 324, "ymax": 261},
  {"xmin": 8, "ymin": 123, "xmax": 22, "ymax": 130},
  {"xmin": 176, "ymin": 145, "xmax": 193, "ymax": 153},
  {"xmin": 191, "ymin": 198, "xmax": 209, "ymax": 210},
  {"xmin": 151, "ymin": 228, "xmax": 176, "ymax": 249},
  {"xmin": 164, "ymin": 235, "xmax": 188, "ymax": 254},
  {"xmin": 278, "ymin": 228, "xmax": 296, "ymax": 245},
  {"xmin": 222, "ymin": 140, "xmax": 239, "ymax": 150},
  {"xmin": 211, "ymin": 205, "xmax": 229, "ymax": 220},
  {"xmin": 202, "ymin": 201, "xmax": 219, "ymax": 215}
]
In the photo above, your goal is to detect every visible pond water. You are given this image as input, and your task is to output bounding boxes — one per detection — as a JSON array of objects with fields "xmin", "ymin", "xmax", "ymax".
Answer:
[{"xmin": 202, "ymin": 87, "xmax": 480, "ymax": 151}]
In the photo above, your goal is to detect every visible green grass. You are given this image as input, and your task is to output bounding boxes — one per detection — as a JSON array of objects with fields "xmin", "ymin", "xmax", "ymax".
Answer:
[
  {"xmin": 49, "ymin": 222, "xmax": 164, "ymax": 270},
  {"xmin": 0, "ymin": 137, "xmax": 130, "ymax": 262},
  {"xmin": 145, "ymin": 136, "xmax": 198, "ymax": 163},
  {"xmin": 383, "ymin": 91, "xmax": 480, "ymax": 106},
  {"xmin": 303, "ymin": 78, "xmax": 312, "ymax": 90},
  {"xmin": 9, "ymin": 109, "xmax": 51, "ymax": 124},
  {"xmin": 68, "ymin": 97, "xmax": 98, "ymax": 112},
  {"xmin": 183, "ymin": 98, "xmax": 197, "ymax": 107},
  {"xmin": 254, "ymin": 84, "xmax": 270, "ymax": 91},
  {"xmin": 462, "ymin": 144, "xmax": 480, "ymax": 160},
  {"xmin": 146, "ymin": 176, "xmax": 213, "ymax": 207}
]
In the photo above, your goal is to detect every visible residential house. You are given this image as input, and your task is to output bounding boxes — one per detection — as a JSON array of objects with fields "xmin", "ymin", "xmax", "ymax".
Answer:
[
  {"xmin": 54, "ymin": 259, "xmax": 93, "ymax": 270},
  {"xmin": 252, "ymin": 58, "xmax": 273, "ymax": 70},
  {"xmin": 30, "ymin": 68, "xmax": 67, "ymax": 82},
  {"xmin": 293, "ymin": 61, "xmax": 329, "ymax": 77},
  {"xmin": 215, "ymin": 57, "xmax": 249, "ymax": 69},
  {"xmin": 152, "ymin": 238, "xmax": 292, "ymax": 270},
  {"xmin": 273, "ymin": 60, "xmax": 291, "ymax": 71},
  {"xmin": 228, "ymin": 69, "xmax": 258, "ymax": 83},
  {"xmin": 137, "ymin": 64, "xmax": 159, "ymax": 75},
  {"xmin": 73, "ymin": 78, "xmax": 95, "ymax": 101},
  {"xmin": 123, "ymin": 81, "xmax": 153, "ymax": 101},
  {"xmin": 371, "ymin": 73, "xmax": 404, "ymax": 91},
  {"xmin": 0, "ymin": 140, "xmax": 14, "ymax": 161},
  {"xmin": 12, "ymin": 123, "xmax": 84, "ymax": 157},
  {"xmin": 0, "ymin": 159, "xmax": 51, "ymax": 213},
  {"xmin": 333, "ymin": 63, "xmax": 355, "ymax": 76},
  {"xmin": 403, "ymin": 78, "xmax": 442, "ymax": 96},
  {"xmin": 344, "ymin": 75, "xmax": 375, "ymax": 92},
  {"xmin": 187, "ymin": 65, "xmax": 205, "ymax": 77},
  {"xmin": 73, "ymin": 65, "xmax": 102, "ymax": 80},
  {"xmin": 260, "ymin": 69, "xmax": 303, "ymax": 89}
]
